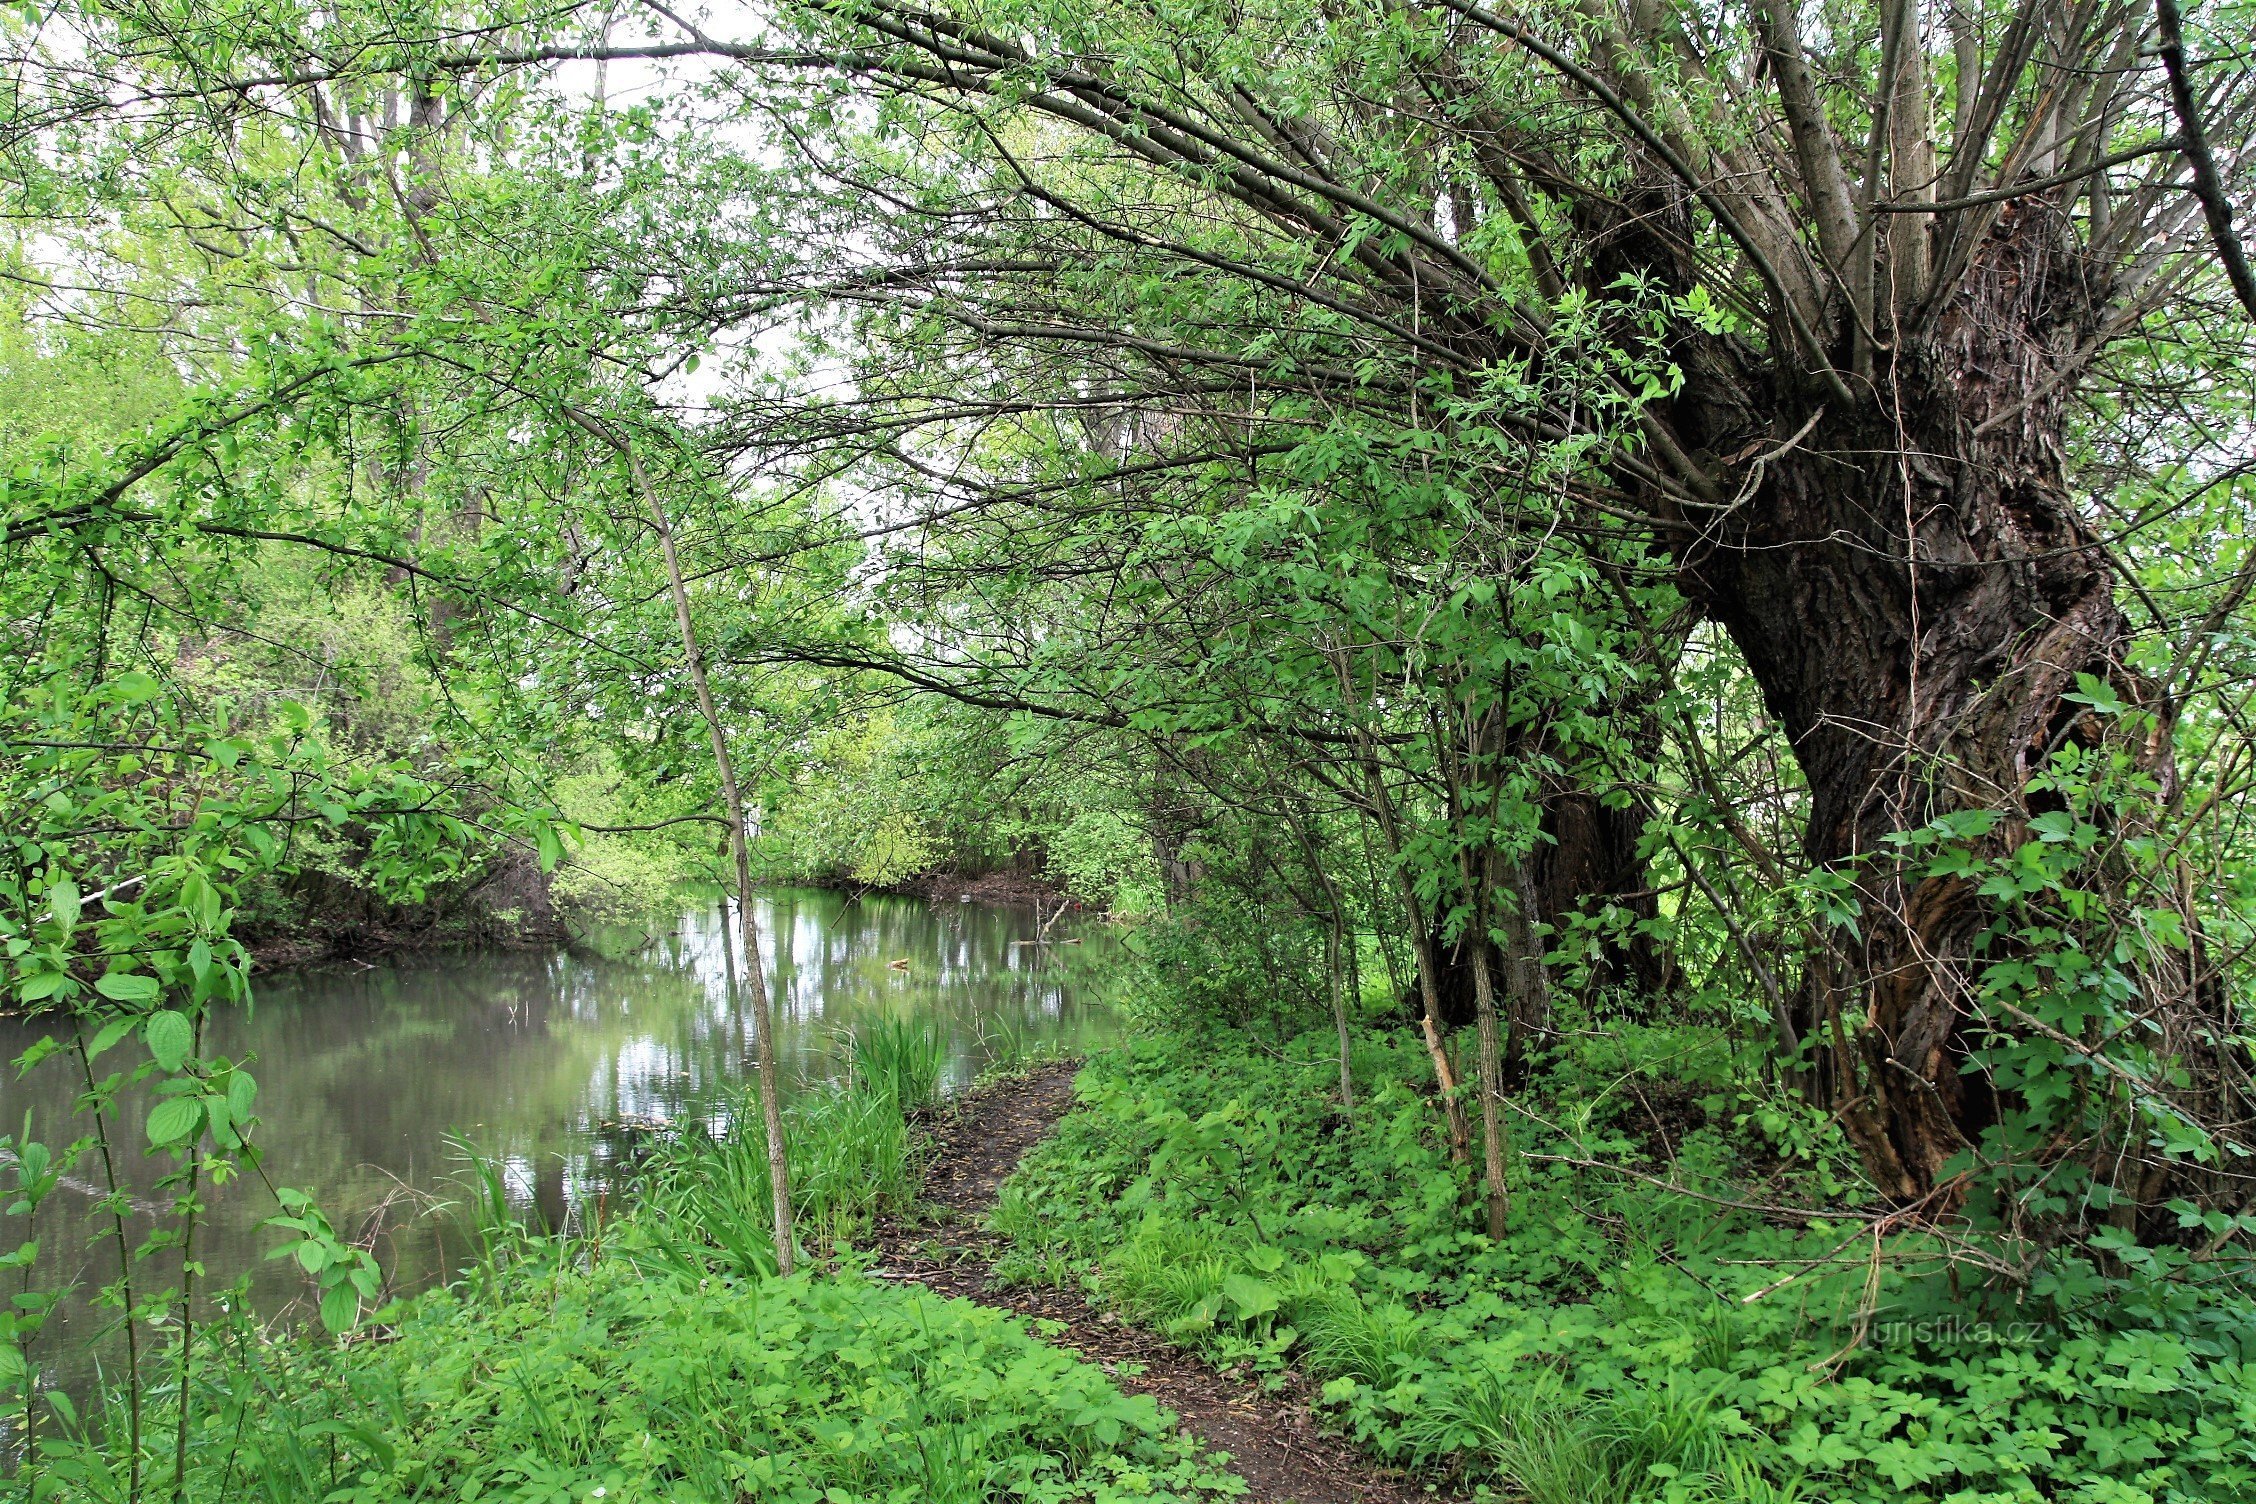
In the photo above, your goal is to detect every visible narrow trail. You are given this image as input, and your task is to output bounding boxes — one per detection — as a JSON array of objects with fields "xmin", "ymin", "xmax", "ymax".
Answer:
[{"xmin": 869, "ymin": 1062, "xmax": 1443, "ymax": 1504}]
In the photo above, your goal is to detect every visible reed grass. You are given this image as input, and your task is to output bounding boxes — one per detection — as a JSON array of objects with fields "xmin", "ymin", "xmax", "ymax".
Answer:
[{"xmin": 847, "ymin": 1016, "xmax": 947, "ymax": 1113}]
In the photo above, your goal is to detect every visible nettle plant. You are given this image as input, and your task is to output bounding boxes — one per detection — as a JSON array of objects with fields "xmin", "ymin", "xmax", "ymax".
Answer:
[{"xmin": 0, "ymin": 669, "xmax": 545, "ymax": 1485}]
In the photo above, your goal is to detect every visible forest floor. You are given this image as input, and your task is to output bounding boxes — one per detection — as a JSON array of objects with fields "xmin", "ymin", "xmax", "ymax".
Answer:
[{"xmin": 870, "ymin": 1062, "xmax": 1449, "ymax": 1504}]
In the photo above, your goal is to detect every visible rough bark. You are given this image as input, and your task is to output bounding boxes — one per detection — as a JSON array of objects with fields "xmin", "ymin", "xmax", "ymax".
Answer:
[
  {"xmin": 1528, "ymin": 779, "xmax": 1674, "ymax": 1002},
  {"xmin": 1676, "ymin": 206, "xmax": 2240, "ymax": 1219}
]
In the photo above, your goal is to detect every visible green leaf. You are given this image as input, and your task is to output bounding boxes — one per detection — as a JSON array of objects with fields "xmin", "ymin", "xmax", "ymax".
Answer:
[
  {"xmin": 145, "ymin": 1097, "xmax": 203, "ymax": 1147},
  {"xmin": 319, "ymin": 1282, "xmax": 358, "ymax": 1334},
  {"xmin": 47, "ymin": 877, "xmax": 79, "ymax": 932},
  {"xmin": 182, "ymin": 874, "xmax": 222, "ymax": 930},
  {"xmin": 86, "ymin": 1018, "xmax": 135, "ymax": 1060},
  {"xmin": 1219, "ymin": 1273, "xmax": 1279, "ymax": 1321},
  {"xmin": 17, "ymin": 970, "xmax": 71, "ymax": 1005},
  {"xmin": 143, "ymin": 1011, "xmax": 194, "ymax": 1072},
  {"xmin": 97, "ymin": 971, "xmax": 161, "ymax": 1005}
]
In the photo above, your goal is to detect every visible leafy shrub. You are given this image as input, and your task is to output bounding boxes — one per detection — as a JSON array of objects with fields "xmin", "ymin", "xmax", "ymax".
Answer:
[
  {"xmin": 1117, "ymin": 897, "xmax": 1333, "ymax": 1035},
  {"xmin": 1045, "ymin": 810, "xmax": 1165, "ymax": 914}
]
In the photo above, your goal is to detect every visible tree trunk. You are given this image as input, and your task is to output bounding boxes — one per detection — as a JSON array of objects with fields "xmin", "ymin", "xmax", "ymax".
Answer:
[
  {"xmin": 1530, "ymin": 779, "xmax": 1673, "ymax": 1003},
  {"xmin": 1326, "ymin": 909, "xmax": 1356, "ymax": 1119},
  {"xmin": 1416, "ymin": 777, "xmax": 1666, "ymax": 1041},
  {"xmin": 1497, "ymin": 856, "xmax": 1554, "ymax": 1090},
  {"xmin": 1405, "ymin": 914, "xmax": 1475, "ymax": 1167},
  {"xmin": 1678, "ymin": 208, "xmax": 2235, "ymax": 1222},
  {"xmin": 621, "ymin": 440, "xmax": 799, "ymax": 1274},
  {"xmin": 1466, "ymin": 934, "xmax": 1512, "ymax": 1238}
]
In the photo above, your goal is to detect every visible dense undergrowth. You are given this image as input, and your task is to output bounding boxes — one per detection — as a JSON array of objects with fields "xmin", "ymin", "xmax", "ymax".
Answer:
[
  {"xmin": 13, "ymin": 1037, "xmax": 1236, "ymax": 1504},
  {"xmin": 992, "ymin": 1029, "xmax": 2256, "ymax": 1504}
]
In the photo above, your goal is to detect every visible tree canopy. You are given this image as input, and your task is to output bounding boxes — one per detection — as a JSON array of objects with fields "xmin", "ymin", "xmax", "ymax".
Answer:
[{"xmin": 6, "ymin": 0, "xmax": 2256, "ymax": 1313}]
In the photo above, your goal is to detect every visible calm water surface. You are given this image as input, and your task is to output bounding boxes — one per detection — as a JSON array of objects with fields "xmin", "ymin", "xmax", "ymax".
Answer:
[{"xmin": 0, "ymin": 888, "xmax": 1118, "ymax": 1397}]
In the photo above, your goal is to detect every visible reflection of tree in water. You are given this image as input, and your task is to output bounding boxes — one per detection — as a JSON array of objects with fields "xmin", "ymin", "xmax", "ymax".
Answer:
[{"xmin": 0, "ymin": 889, "xmax": 1121, "ymax": 1395}]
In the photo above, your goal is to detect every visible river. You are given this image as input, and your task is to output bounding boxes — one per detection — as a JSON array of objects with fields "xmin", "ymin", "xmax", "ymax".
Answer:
[{"xmin": 0, "ymin": 887, "xmax": 1118, "ymax": 1401}]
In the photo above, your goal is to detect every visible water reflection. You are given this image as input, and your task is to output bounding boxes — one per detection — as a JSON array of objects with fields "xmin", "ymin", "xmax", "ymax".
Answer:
[{"xmin": 0, "ymin": 888, "xmax": 1117, "ymax": 1396}]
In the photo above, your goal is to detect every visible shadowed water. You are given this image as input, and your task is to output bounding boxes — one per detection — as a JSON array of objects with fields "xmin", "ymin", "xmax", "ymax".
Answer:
[{"xmin": 0, "ymin": 888, "xmax": 1117, "ymax": 1400}]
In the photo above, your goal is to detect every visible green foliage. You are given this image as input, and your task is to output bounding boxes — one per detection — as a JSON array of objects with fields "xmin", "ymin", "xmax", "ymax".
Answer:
[
  {"xmin": 850, "ymin": 1017, "xmax": 948, "ymax": 1115},
  {"xmin": 1118, "ymin": 896, "xmax": 1336, "ymax": 1035},
  {"xmin": 749, "ymin": 699, "xmax": 1165, "ymax": 912},
  {"xmin": 27, "ymin": 1256, "xmax": 1240, "ymax": 1504},
  {"xmin": 545, "ymin": 760, "xmax": 726, "ymax": 930},
  {"xmin": 6, "ymin": 0, "xmax": 2256, "ymax": 1497},
  {"xmin": 997, "ymin": 1032, "xmax": 2256, "ymax": 1504},
  {"xmin": 755, "ymin": 710, "xmax": 945, "ymax": 888},
  {"xmin": 1043, "ymin": 811, "xmax": 1165, "ymax": 916}
]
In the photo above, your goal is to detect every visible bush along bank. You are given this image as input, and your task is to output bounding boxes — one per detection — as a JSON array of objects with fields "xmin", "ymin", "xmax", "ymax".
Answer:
[
  {"xmin": 988, "ymin": 1029, "xmax": 2256, "ymax": 1504},
  {"xmin": 12, "ymin": 1064, "xmax": 1243, "ymax": 1504}
]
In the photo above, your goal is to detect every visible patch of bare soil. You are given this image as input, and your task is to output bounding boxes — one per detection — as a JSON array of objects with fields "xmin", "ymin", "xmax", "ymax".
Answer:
[
  {"xmin": 871, "ymin": 1064, "xmax": 1450, "ymax": 1504},
  {"xmin": 890, "ymin": 869, "xmax": 1078, "ymax": 907}
]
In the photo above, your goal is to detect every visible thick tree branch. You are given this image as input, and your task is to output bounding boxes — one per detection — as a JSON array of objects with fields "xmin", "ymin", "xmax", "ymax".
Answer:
[{"xmin": 2155, "ymin": 0, "xmax": 2256, "ymax": 318}]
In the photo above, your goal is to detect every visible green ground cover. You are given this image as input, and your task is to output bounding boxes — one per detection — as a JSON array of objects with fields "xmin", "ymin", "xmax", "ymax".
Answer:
[
  {"xmin": 991, "ymin": 1030, "xmax": 2256, "ymax": 1504},
  {"xmin": 14, "ymin": 1066, "xmax": 1240, "ymax": 1504}
]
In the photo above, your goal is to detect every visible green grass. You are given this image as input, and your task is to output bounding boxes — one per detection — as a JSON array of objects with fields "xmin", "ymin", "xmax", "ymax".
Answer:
[
  {"xmin": 634, "ymin": 1078, "xmax": 921, "ymax": 1265},
  {"xmin": 849, "ymin": 1016, "xmax": 948, "ymax": 1114}
]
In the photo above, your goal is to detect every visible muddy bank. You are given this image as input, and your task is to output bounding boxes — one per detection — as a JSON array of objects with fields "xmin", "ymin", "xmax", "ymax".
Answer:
[
  {"xmin": 888, "ymin": 868, "xmax": 1080, "ymax": 907},
  {"xmin": 239, "ymin": 853, "xmax": 567, "ymax": 970}
]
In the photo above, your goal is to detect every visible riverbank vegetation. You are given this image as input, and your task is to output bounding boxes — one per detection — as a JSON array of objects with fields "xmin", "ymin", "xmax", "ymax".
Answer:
[
  {"xmin": 20, "ymin": 1056, "xmax": 1238, "ymax": 1503},
  {"xmin": 1002, "ymin": 1026, "xmax": 2256, "ymax": 1501},
  {"xmin": 6, "ymin": 0, "xmax": 2256, "ymax": 1496}
]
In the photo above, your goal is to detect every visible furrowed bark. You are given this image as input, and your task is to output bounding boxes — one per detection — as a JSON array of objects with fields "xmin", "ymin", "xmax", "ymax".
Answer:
[{"xmin": 1675, "ymin": 206, "xmax": 2245, "ymax": 1226}]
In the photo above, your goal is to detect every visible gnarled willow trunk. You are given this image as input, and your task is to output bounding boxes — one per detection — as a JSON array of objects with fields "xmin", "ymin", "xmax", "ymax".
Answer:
[{"xmin": 1680, "ymin": 209, "xmax": 2243, "ymax": 1228}]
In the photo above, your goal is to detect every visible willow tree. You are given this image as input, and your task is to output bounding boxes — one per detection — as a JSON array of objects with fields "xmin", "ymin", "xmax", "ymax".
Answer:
[
  {"xmin": 42, "ymin": 0, "xmax": 2256, "ymax": 1233},
  {"xmin": 457, "ymin": 0, "xmax": 2256, "ymax": 1227}
]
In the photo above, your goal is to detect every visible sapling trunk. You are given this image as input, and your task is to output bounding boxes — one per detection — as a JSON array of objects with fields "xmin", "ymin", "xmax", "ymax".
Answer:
[
  {"xmin": 74, "ymin": 1030, "xmax": 141, "ymax": 1503},
  {"xmin": 1326, "ymin": 913, "xmax": 1355, "ymax": 1119},
  {"xmin": 621, "ymin": 440, "xmax": 797, "ymax": 1275},
  {"xmin": 1465, "ymin": 935, "xmax": 1511, "ymax": 1238},
  {"xmin": 1353, "ymin": 738, "xmax": 1472, "ymax": 1163},
  {"xmin": 173, "ymin": 1008, "xmax": 207, "ymax": 1502},
  {"xmin": 1404, "ymin": 918, "xmax": 1473, "ymax": 1167},
  {"xmin": 1288, "ymin": 808, "xmax": 1356, "ymax": 1120}
]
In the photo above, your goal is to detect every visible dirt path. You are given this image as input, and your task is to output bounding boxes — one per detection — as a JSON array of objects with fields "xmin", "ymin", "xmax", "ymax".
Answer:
[{"xmin": 870, "ymin": 1063, "xmax": 1443, "ymax": 1504}]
